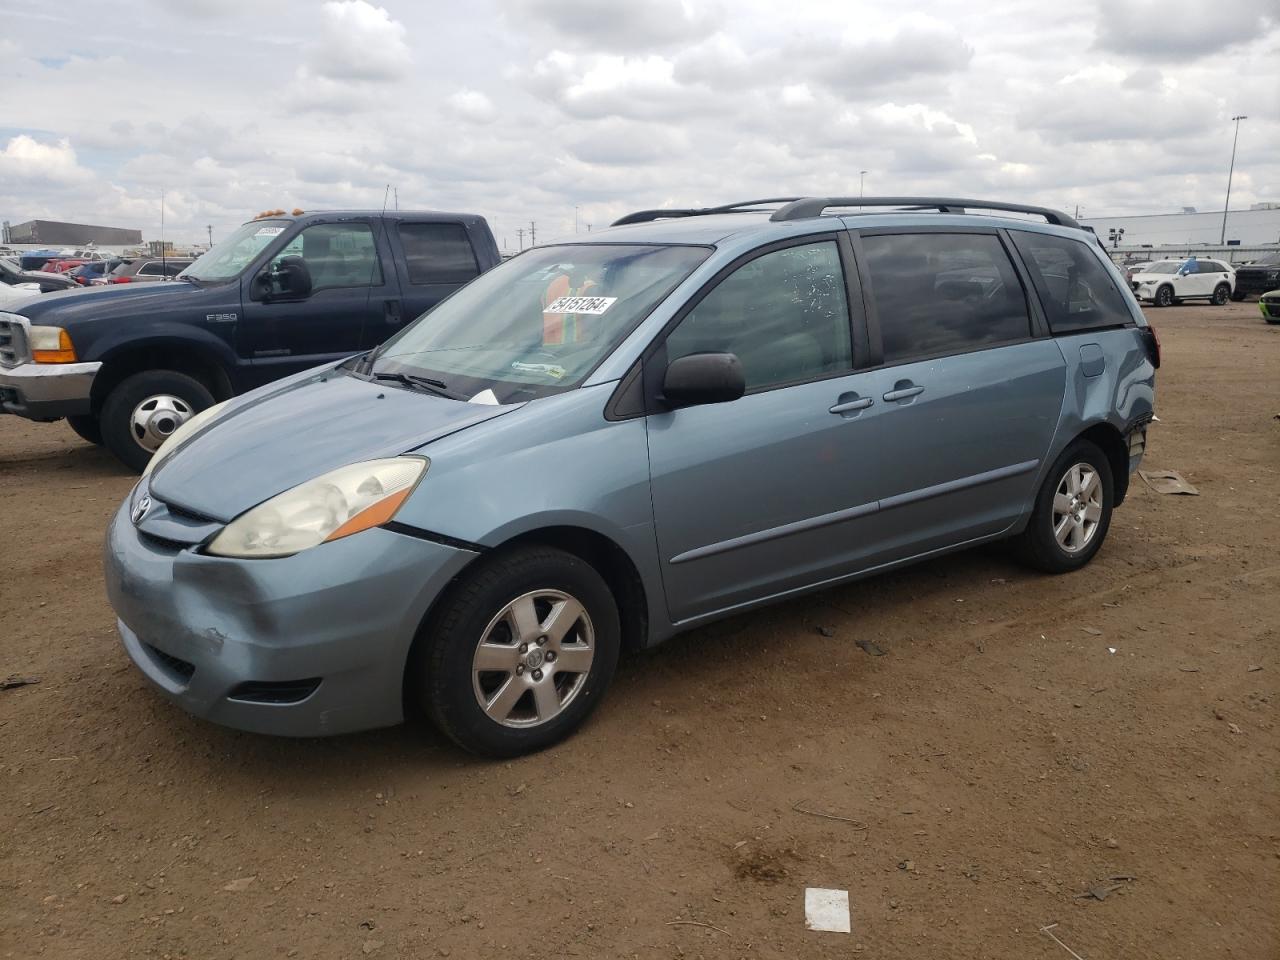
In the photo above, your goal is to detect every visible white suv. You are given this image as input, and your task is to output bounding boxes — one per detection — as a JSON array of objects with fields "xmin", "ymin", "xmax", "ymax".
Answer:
[{"xmin": 1129, "ymin": 257, "xmax": 1235, "ymax": 307}]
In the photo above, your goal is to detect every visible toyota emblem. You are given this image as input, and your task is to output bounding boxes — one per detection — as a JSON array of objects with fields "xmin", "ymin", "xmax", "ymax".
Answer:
[{"xmin": 131, "ymin": 494, "xmax": 152, "ymax": 526}]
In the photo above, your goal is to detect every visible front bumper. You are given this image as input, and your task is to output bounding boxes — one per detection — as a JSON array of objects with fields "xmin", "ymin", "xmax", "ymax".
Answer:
[
  {"xmin": 0, "ymin": 361, "xmax": 99, "ymax": 420},
  {"xmin": 104, "ymin": 498, "xmax": 478, "ymax": 737},
  {"xmin": 1259, "ymin": 293, "xmax": 1280, "ymax": 322}
]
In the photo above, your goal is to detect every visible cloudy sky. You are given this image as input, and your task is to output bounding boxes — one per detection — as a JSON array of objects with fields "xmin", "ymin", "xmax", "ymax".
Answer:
[{"xmin": 2, "ymin": 0, "xmax": 1278, "ymax": 250}]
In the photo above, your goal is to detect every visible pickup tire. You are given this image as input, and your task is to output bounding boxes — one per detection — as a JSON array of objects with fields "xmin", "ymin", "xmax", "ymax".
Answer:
[
  {"xmin": 66, "ymin": 414, "xmax": 103, "ymax": 446},
  {"xmin": 100, "ymin": 370, "xmax": 214, "ymax": 473}
]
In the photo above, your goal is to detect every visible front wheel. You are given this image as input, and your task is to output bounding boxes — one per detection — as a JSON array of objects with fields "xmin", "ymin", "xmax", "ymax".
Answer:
[
  {"xmin": 1154, "ymin": 285, "xmax": 1174, "ymax": 307},
  {"xmin": 100, "ymin": 370, "xmax": 214, "ymax": 473},
  {"xmin": 418, "ymin": 546, "xmax": 621, "ymax": 757},
  {"xmin": 1212, "ymin": 284, "xmax": 1231, "ymax": 306},
  {"xmin": 1015, "ymin": 439, "xmax": 1114, "ymax": 574},
  {"xmin": 1230, "ymin": 290, "xmax": 1246, "ymax": 302}
]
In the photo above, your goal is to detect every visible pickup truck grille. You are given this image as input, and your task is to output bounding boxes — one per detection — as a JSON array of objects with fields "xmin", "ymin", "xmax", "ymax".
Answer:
[{"xmin": 0, "ymin": 316, "xmax": 29, "ymax": 368}]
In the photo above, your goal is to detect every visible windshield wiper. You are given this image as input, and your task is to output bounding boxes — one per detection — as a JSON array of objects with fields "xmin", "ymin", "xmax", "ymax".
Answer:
[{"xmin": 371, "ymin": 371, "xmax": 454, "ymax": 399}]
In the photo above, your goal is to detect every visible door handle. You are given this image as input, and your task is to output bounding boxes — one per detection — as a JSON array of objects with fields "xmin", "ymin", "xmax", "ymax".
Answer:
[
  {"xmin": 829, "ymin": 396, "xmax": 873, "ymax": 415},
  {"xmin": 384, "ymin": 299, "xmax": 403, "ymax": 325},
  {"xmin": 883, "ymin": 383, "xmax": 924, "ymax": 402}
]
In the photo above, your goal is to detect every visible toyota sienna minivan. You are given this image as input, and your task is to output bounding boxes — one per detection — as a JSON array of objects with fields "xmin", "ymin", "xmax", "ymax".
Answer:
[{"xmin": 105, "ymin": 197, "xmax": 1159, "ymax": 757}]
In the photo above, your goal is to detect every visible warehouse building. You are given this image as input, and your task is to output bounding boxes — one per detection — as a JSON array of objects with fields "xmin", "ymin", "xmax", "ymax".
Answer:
[
  {"xmin": 1080, "ymin": 206, "xmax": 1280, "ymax": 248},
  {"xmin": 2, "ymin": 219, "xmax": 143, "ymax": 246}
]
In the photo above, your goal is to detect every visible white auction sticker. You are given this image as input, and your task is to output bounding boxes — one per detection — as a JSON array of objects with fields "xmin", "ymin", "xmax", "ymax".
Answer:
[
  {"xmin": 255, "ymin": 226, "xmax": 285, "ymax": 237},
  {"xmin": 543, "ymin": 296, "xmax": 617, "ymax": 315}
]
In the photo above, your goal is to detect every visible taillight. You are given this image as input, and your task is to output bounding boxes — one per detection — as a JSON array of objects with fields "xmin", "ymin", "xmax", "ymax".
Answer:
[
  {"xmin": 110, "ymin": 276, "xmax": 132, "ymax": 283},
  {"xmin": 1140, "ymin": 324, "xmax": 1161, "ymax": 369}
]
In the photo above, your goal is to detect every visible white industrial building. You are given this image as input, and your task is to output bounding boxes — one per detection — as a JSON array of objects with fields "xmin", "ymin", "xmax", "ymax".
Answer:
[{"xmin": 1081, "ymin": 206, "xmax": 1280, "ymax": 248}]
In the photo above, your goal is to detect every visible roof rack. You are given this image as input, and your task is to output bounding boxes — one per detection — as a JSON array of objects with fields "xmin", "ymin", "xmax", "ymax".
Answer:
[
  {"xmin": 611, "ymin": 196, "xmax": 1081, "ymax": 230},
  {"xmin": 768, "ymin": 197, "xmax": 1080, "ymax": 228},
  {"xmin": 611, "ymin": 198, "xmax": 803, "ymax": 226}
]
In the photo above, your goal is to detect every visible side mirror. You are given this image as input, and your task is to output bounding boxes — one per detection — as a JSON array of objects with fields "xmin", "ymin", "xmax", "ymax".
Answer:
[
  {"xmin": 273, "ymin": 256, "xmax": 312, "ymax": 298},
  {"xmin": 662, "ymin": 352, "xmax": 745, "ymax": 409}
]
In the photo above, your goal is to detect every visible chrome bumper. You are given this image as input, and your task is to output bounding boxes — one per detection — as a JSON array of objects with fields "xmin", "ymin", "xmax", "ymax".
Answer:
[{"xmin": 0, "ymin": 361, "xmax": 100, "ymax": 420}]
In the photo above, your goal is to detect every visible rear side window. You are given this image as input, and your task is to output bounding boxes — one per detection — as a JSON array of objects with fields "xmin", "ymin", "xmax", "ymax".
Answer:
[
  {"xmin": 861, "ymin": 232, "xmax": 1031, "ymax": 364},
  {"xmin": 138, "ymin": 262, "xmax": 163, "ymax": 276},
  {"xmin": 1010, "ymin": 231, "xmax": 1133, "ymax": 334},
  {"xmin": 398, "ymin": 222, "xmax": 480, "ymax": 284},
  {"xmin": 665, "ymin": 241, "xmax": 853, "ymax": 391}
]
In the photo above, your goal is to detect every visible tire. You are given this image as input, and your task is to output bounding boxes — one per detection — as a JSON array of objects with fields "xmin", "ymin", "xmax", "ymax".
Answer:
[
  {"xmin": 1211, "ymin": 284, "xmax": 1230, "ymax": 306},
  {"xmin": 1230, "ymin": 290, "xmax": 1246, "ymax": 302},
  {"xmin": 1154, "ymin": 285, "xmax": 1174, "ymax": 307},
  {"xmin": 417, "ymin": 546, "xmax": 621, "ymax": 758},
  {"xmin": 1015, "ymin": 439, "xmax": 1114, "ymax": 574},
  {"xmin": 100, "ymin": 370, "xmax": 214, "ymax": 473},
  {"xmin": 66, "ymin": 414, "xmax": 103, "ymax": 446}
]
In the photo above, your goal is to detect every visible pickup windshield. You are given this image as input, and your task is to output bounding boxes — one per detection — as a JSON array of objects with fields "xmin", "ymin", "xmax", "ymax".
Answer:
[
  {"xmin": 181, "ymin": 219, "xmax": 290, "ymax": 281},
  {"xmin": 370, "ymin": 243, "xmax": 710, "ymax": 402}
]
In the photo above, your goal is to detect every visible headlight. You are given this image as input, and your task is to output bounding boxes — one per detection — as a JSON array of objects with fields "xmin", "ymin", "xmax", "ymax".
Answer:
[
  {"xmin": 205, "ymin": 457, "xmax": 428, "ymax": 559},
  {"xmin": 30, "ymin": 325, "xmax": 77, "ymax": 363},
  {"xmin": 142, "ymin": 399, "xmax": 229, "ymax": 478}
]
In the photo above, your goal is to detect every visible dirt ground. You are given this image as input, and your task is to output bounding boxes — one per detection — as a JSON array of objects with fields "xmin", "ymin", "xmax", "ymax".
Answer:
[{"xmin": 1, "ymin": 302, "xmax": 1277, "ymax": 960}]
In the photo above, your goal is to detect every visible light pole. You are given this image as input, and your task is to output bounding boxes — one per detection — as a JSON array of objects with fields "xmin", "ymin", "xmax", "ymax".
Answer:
[
  {"xmin": 206, "ymin": 224, "xmax": 213, "ymax": 247},
  {"xmin": 859, "ymin": 170, "xmax": 867, "ymax": 199},
  {"xmin": 1221, "ymin": 114, "xmax": 1247, "ymax": 244},
  {"xmin": 574, "ymin": 205, "xmax": 580, "ymax": 234}
]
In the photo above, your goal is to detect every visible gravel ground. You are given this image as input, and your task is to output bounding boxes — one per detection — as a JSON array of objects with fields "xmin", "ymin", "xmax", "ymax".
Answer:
[{"xmin": 2, "ymin": 301, "xmax": 1277, "ymax": 959}]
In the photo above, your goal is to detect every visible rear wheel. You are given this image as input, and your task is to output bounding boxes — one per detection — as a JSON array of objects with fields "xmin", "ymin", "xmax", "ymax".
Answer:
[
  {"xmin": 1154, "ymin": 285, "xmax": 1174, "ymax": 307},
  {"xmin": 417, "ymin": 546, "xmax": 621, "ymax": 757},
  {"xmin": 100, "ymin": 370, "xmax": 214, "ymax": 473},
  {"xmin": 1211, "ymin": 283, "xmax": 1230, "ymax": 306},
  {"xmin": 1230, "ymin": 290, "xmax": 1246, "ymax": 302},
  {"xmin": 66, "ymin": 414, "xmax": 102, "ymax": 446},
  {"xmin": 1015, "ymin": 439, "xmax": 1114, "ymax": 574}
]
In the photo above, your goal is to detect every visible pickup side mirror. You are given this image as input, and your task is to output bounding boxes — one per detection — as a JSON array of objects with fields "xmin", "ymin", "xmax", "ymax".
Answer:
[
  {"xmin": 662, "ymin": 352, "xmax": 745, "ymax": 409},
  {"xmin": 253, "ymin": 256, "xmax": 313, "ymax": 301}
]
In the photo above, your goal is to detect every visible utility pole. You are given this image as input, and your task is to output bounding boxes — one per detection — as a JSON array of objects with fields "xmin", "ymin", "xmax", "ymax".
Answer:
[
  {"xmin": 575, "ymin": 205, "xmax": 580, "ymax": 234},
  {"xmin": 516, "ymin": 227, "xmax": 524, "ymax": 250},
  {"xmin": 1221, "ymin": 114, "xmax": 1247, "ymax": 244},
  {"xmin": 529, "ymin": 221, "xmax": 537, "ymax": 247},
  {"xmin": 859, "ymin": 170, "xmax": 867, "ymax": 198},
  {"xmin": 206, "ymin": 224, "xmax": 213, "ymax": 247}
]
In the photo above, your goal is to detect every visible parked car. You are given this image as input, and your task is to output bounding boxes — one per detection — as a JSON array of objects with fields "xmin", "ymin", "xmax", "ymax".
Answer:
[
  {"xmin": 106, "ymin": 258, "xmax": 193, "ymax": 284},
  {"xmin": 1231, "ymin": 251, "xmax": 1280, "ymax": 301},
  {"xmin": 42, "ymin": 258, "xmax": 91, "ymax": 274},
  {"xmin": 1259, "ymin": 289, "xmax": 1280, "ymax": 323},
  {"xmin": 69, "ymin": 260, "xmax": 123, "ymax": 286},
  {"xmin": 100, "ymin": 196, "xmax": 1158, "ymax": 757},
  {"xmin": 0, "ymin": 209, "xmax": 501, "ymax": 470},
  {"xmin": 1124, "ymin": 260, "xmax": 1154, "ymax": 283},
  {"xmin": 1129, "ymin": 257, "xmax": 1235, "ymax": 306},
  {"xmin": 0, "ymin": 256, "xmax": 79, "ymax": 293}
]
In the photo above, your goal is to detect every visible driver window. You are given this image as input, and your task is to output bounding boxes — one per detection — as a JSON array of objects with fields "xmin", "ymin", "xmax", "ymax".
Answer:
[
  {"xmin": 268, "ymin": 222, "xmax": 382, "ymax": 293},
  {"xmin": 664, "ymin": 241, "xmax": 853, "ymax": 391}
]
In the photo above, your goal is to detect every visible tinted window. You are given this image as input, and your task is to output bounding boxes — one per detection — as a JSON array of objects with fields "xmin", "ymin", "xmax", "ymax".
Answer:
[
  {"xmin": 163, "ymin": 261, "xmax": 189, "ymax": 276},
  {"xmin": 1010, "ymin": 231, "xmax": 1133, "ymax": 334},
  {"xmin": 271, "ymin": 222, "xmax": 381, "ymax": 291},
  {"xmin": 665, "ymin": 241, "xmax": 853, "ymax": 391},
  {"xmin": 862, "ymin": 233, "xmax": 1030, "ymax": 363},
  {"xmin": 138, "ymin": 262, "xmax": 164, "ymax": 275},
  {"xmin": 398, "ymin": 223, "xmax": 479, "ymax": 284}
]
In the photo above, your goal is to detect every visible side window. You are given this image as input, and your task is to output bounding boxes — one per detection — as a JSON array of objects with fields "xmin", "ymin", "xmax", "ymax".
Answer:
[
  {"xmin": 862, "ymin": 233, "xmax": 1031, "ymax": 364},
  {"xmin": 398, "ymin": 223, "xmax": 480, "ymax": 284},
  {"xmin": 269, "ymin": 222, "xmax": 382, "ymax": 292},
  {"xmin": 163, "ymin": 262, "xmax": 187, "ymax": 276},
  {"xmin": 664, "ymin": 241, "xmax": 853, "ymax": 392},
  {"xmin": 138, "ymin": 262, "xmax": 163, "ymax": 276},
  {"xmin": 1009, "ymin": 231, "xmax": 1134, "ymax": 335}
]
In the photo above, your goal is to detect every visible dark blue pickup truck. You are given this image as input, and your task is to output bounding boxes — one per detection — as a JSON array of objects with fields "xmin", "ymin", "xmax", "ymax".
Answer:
[{"xmin": 0, "ymin": 210, "xmax": 501, "ymax": 470}]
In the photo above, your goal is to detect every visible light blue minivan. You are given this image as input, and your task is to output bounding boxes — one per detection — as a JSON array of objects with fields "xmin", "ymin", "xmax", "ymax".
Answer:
[{"xmin": 105, "ymin": 197, "xmax": 1159, "ymax": 756}]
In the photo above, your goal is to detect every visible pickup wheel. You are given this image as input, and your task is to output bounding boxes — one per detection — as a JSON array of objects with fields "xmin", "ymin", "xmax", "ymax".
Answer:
[
  {"xmin": 100, "ymin": 370, "xmax": 214, "ymax": 473},
  {"xmin": 66, "ymin": 414, "xmax": 103, "ymax": 446},
  {"xmin": 1230, "ymin": 290, "xmax": 1246, "ymax": 302},
  {"xmin": 1014, "ymin": 439, "xmax": 1114, "ymax": 574}
]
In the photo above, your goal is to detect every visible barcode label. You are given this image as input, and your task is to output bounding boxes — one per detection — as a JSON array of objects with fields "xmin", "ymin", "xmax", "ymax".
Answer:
[{"xmin": 543, "ymin": 296, "xmax": 617, "ymax": 315}]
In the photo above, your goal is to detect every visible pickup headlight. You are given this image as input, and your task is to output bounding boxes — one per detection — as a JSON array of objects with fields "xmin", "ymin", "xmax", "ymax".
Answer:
[
  {"xmin": 205, "ymin": 457, "xmax": 428, "ymax": 559},
  {"xmin": 30, "ymin": 325, "xmax": 77, "ymax": 363},
  {"xmin": 142, "ymin": 399, "xmax": 230, "ymax": 478}
]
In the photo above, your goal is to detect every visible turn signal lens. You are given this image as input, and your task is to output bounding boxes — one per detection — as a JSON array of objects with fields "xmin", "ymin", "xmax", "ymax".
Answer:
[
  {"xmin": 206, "ymin": 458, "xmax": 428, "ymax": 559},
  {"xmin": 30, "ymin": 326, "xmax": 77, "ymax": 364}
]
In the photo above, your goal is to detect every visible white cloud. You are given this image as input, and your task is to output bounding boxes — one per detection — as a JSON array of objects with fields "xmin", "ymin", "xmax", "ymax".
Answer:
[
  {"xmin": 446, "ymin": 90, "xmax": 498, "ymax": 124},
  {"xmin": 306, "ymin": 1, "xmax": 411, "ymax": 83},
  {"xmin": 0, "ymin": 135, "xmax": 94, "ymax": 185}
]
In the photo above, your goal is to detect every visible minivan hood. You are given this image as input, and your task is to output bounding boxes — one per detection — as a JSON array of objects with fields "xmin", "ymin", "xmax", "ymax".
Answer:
[{"xmin": 150, "ymin": 369, "xmax": 519, "ymax": 522}]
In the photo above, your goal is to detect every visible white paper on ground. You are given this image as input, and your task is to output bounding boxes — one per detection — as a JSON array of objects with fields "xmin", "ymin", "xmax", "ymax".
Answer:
[{"xmin": 804, "ymin": 888, "xmax": 851, "ymax": 933}]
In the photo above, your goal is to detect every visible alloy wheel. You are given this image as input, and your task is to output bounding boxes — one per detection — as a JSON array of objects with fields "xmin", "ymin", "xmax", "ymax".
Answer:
[
  {"xmin": 471, "ymin": 590, "xmax": 595, "ymax": 728},
  {"xmin": 1052, "ymin": 462, "xmax": 1103, "ymax": 554}
]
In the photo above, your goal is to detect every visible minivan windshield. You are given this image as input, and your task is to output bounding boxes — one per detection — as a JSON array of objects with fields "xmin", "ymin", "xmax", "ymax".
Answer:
[
  {"xmin": 370, "ymin": 243, "xmax": 710, "ymax": 402},
  {"xmin": 181, "ymin": 219, "xmax": 290, "ymax": 281}
]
